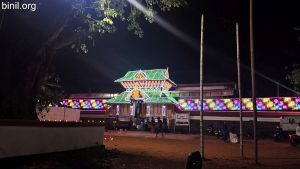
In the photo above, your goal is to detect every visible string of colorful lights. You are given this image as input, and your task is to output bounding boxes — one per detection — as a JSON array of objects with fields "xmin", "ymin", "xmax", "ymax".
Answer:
[
  {"xmin": 58, "ymin": 97, "xmax": 300, "ymax": 111},
  {"xmin": 178, "ymin": 97, "xmax": 300, "ymax": 111},
  {"xmin": 60, "ymin": 99, "xmax": 107, "ymax": 110}
]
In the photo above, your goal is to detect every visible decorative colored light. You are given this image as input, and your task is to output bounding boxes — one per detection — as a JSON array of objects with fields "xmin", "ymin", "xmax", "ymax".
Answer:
[
  {"xmin": 246, "ymin": 102, "xmax": 253, "ymax": 109},
  {"xmin": 179, "ymin": 99, "xmax": 185, "ymax": 103},
  {"xmin": 206, "ymin": 99, "xmax": 213, "ymax": 103},
  {"xmin": 59, "ymin": 97, "xmax": 300, "ymax": 112},
  {"xmin": 284, "ymin": 97, "xmax": 291, "ymax": 102},
  {"xmin": 288, "ymin": 101, "xmax": 295, "ymax": 108},
  {"xmin": 224, "ymin": 99, "xmax": 230, "ymax": 103},
  {"xmin": 60, "ymin": 99, "xmax": 107, "ymax": 110},
  {"xmin": 177, "ymin": 97, "xmax": 300, "ymax": 111},
  {"xmin": 227, "ymin": 102, "xmax": 233, "ymax": 108},
  {"xmin": 262, "ymin": 98, "xmax": 270, "ymax": 103},
  {"xmin": 267, "ymin": 102, "xmax": 274, "ymax": 108},
  {"xmin": 209, "ymin": 102, "xmax": 215, "ymax": 108}
]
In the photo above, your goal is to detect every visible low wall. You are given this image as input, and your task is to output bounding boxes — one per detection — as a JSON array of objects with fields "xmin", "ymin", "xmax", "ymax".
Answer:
[
  {"xmin": 0, "ymin": 120, "xmax": 104, "ymax": 159},
  {"xmin": 38, "ymin": 107, "xmax": 81, "ymax": 122}
]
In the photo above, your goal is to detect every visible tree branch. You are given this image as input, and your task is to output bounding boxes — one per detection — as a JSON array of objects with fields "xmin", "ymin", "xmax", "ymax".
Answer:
[
  {"xmin": 0, "ymin": 11, "xmax": 5, "ymax": 31},
  {"xmin": 46, "ymin": 18, "xmax": 69, "ymax": 45}
]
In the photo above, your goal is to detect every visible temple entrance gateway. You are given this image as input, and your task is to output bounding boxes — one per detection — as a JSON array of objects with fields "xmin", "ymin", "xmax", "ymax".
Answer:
[{"xmin": 107, "ymin": 69, "xmax": 178, "ymax": 130}]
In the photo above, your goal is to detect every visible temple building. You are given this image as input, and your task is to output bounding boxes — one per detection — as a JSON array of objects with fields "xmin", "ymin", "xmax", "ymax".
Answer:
[
  {"xmin": 57, "ymin": 68, "xmax": 300, "ymax": 134},
  {"xmin": 106, "ymin": 69, "xmax": 179, "ymax": 121}
]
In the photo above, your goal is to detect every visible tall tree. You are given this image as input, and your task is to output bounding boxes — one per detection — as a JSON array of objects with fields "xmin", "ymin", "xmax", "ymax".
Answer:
[
  {"xmin": 0, "ymin": 0, "xmax": 187, "ymax": 119},
  {"xmin": 286, "ymin": 64, "xmax": 300, "ymax": 93}
]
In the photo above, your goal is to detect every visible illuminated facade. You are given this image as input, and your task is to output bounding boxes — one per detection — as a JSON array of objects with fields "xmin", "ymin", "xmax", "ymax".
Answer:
[
  {"xmin": 106, "ymin": 69, "xmax": 178, "ymax": 119},
  {"xmin": 58, "ymin": 69, "xmax": 300, "ymax": 126}
]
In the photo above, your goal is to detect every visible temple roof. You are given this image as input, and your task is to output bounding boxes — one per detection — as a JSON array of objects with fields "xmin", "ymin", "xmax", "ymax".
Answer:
[
  {"xmin": 115, "ymin": 69, "xmax": 176, "ymax": 85},
  {"xmin": 106, "ymin": 91, "xmax": 179, "ymax": 104}
]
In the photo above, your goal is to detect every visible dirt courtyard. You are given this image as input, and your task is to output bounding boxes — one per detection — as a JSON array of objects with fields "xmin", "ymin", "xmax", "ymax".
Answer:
[{"xmin": 104, "ymin": 131, "xmax": 300, "ymax": 169}]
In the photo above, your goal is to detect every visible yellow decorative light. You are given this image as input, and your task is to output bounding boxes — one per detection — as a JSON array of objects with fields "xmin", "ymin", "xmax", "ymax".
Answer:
[
  {"xmin": 288, "ymin": 101, "xmax": 295, "ymax": 108},
  {"xmin": 267, "ymin": 102, "xmax": 274, "ymax": 108},
  {"xmin": 243, "ymin": 98, "xmax": 250, "ymax": 104},
  {"xmin": 262, "ymin": 98, "xmax": 270, "ymax": 103},
  {"xmin": 179, "ymin": 99, "xmax": 185, "ymax": 103},
  {"xmin": 135, "ymin": 72, "xmax": 145, "ymax": 79},
  {"xmin": 209, "ymin": 102, "xmax": 215, "ymax": 108},
  {"xmin": 224, "ymin": 99, "xmax": 230, "ymax": 103},
  {"xmin": 246, "ymin": 102, "xmax": 253, "ymax": 109},
  {"xmin": 227, "ymin": 102, "xmax": 233, "ymax": 108},
  {"xmin": 206, "ymin": 99, "xmax": 213, "ymax": 103},
  {"xmin": 284, "ymin": 97, "xmax": 292, "ymax": 102}
]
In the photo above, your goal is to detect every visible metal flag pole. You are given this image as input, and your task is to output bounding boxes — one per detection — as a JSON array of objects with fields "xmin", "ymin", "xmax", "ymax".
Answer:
[
  {"xmin": 200, "ymin": 14, "xmax": 205, "ymax": 159},
  {"xmin": 236, "ymin": 23, "xmax": 244, "ymax": 159},
  {"xmin": 249, "ymin": 0, "xmax": 258, "ymax": 164}
]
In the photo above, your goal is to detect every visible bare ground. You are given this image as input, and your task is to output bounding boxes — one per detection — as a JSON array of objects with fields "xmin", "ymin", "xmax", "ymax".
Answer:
[{"xmin": 104, "ymin": 131, "xmax": 300, "ymax": 169}]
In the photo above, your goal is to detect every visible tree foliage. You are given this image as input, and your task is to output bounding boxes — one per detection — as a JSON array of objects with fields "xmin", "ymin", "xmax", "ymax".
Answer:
[
  {"xmin": 0, "ymin": 0, "xmax": 187, "ymax": 119},
  {"xmin": 71, "ymin": 0, "xmax": 187, "ymax": 51},
  {"xmin": 286, "ymin": 64, "xmax": 300, "ymax": 92},
  {"xmin": 36, "ymin": 73, "xmax": 64, "ymax": 113}
]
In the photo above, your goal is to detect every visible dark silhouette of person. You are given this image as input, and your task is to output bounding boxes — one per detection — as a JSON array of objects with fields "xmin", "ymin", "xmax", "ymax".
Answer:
[
  {"xmin": 275, "ymin": 125, "xmax": 283, "ymax": 133},
  {"xmin": 162, "ymin": 117, "xmax": 168, "ymax": 134},
  {"xmin": 150, "ymin": 117, "xmax": 155, "ymax": 133},
  {"xmin": 144, "ymin": 118, "xmax": 149, "ymax": 131},
  {"xmin": 296, "ymin": 123, "xmax": 300, "ymax": 136},
  {"xmin": 128, "ymin": 117, "xmax": 133, "ymax": 130},
  {"xmin": 222, "ymin": 122, "xmax": 229, "ymax": 140},
  {"xmin": 185, "ymin": 151, "xmax": 202, "ymax": 169},
  {"xmin": 155, "ymin": 117, "xmax": 163, "ymax": 137}
]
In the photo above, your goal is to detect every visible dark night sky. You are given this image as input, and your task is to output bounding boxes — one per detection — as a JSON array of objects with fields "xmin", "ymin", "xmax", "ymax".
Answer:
[{"xmin": 52, "ymin": 0, "xmax": 300, "ymax": 96}]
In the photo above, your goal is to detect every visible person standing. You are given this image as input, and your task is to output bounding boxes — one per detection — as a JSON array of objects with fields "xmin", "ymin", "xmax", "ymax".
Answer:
[
  {"xmin": 150, "ymin": 117, "xmax": 155, "ymax": 133},
  {"xmin": 156, "ymin": 117, "xmax": 163, "ymax": 137},
  {"xmin": 128, "ymin": 117, "xmax": 133, "ymax": 130},
  {"xmin": 296, "ymin": 123, "xmax": 300, "ymax": 136},
  {"xmin": 162, "ymin": 117, "xmax": 168, "ymax": 135},
  {"xmin": 144, "ymin": 118, "xmax": 149, "ymax": 131}
]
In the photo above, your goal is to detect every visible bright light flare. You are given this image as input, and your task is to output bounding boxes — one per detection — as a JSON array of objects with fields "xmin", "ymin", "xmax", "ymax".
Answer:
[{"xmin": 126, "ymin": 0, "xmax": 198, "ymax": 49}]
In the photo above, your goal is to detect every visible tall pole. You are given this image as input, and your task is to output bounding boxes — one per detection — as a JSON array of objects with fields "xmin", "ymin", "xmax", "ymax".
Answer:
[
  {"xmin": 250, "ymin": 0, "xmax": 258, "ymax": 164},
  {"xmin": 200, "ymin": 14, "xmax": 205, "ymax": 159},
  {"xmin": 277, "ymin": 81, "xmax": 280, "ymax": 97},
  {"xmin": 236, "ymin": 23, "xmax": 244, "ymax": 159}
]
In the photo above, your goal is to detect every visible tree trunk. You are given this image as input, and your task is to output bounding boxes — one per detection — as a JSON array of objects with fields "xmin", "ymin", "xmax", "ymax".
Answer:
[{"xmin": 0, "ymin": 21, "xmax": 77, "ymax": 120}]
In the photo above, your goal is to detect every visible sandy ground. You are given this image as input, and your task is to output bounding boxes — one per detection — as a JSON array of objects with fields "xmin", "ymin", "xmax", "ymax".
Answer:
[{"xmin": 104, "ymin": 131, "xmax": 300, "ymax": 169}]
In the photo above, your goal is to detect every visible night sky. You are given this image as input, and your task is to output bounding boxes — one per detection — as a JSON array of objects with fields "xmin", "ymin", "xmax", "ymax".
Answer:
[{"xmin": 51, "ymin": 0, "xmax": 299, "ymax": 96}]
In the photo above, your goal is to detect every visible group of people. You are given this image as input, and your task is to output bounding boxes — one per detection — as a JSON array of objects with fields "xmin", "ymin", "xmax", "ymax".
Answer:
[
  {"xmin": 128, "ymin": 116, "xmax": 169, "ymax": 136},
  {"xmin": 148, "ymin": 117, "xmax": 168, "ymax": 137}
]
